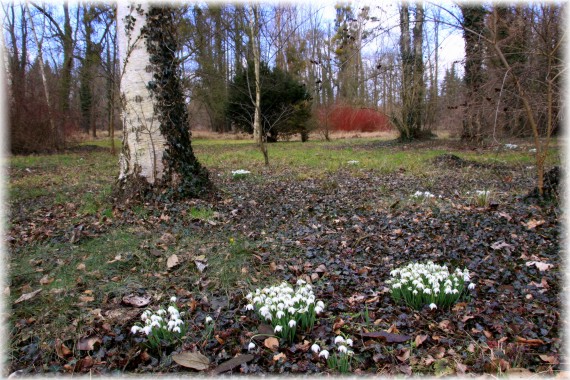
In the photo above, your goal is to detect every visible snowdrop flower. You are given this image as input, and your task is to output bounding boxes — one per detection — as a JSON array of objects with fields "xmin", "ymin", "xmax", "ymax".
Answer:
[
  {"xmin": 452, "ymin": 289, "xmax": 459, "ymax": 294},
  {"xmin": 334, "ymin": 336, "xmax": 345, "ymax": 344},
  {"xmin": 205, "ymin": 316, "xmax": 213, "ymax": 324},
  {"xmin": 274, "ymin": 325, "xmax": 283, "ymax": 333},
  {"xmin": 319, "ymin": 350, "xmax": 330, "ymax": 359},
  {"xmin": 412, "ymin": 290, "xmax": 418, "ymax": 296},
  {"xmin": 170, "ymin": 296, "xmax": 177, "ymax": 302},
  {"xmin": 167, "ymin": 306, "xmax": 178, "ymax": 315},
  {"xmin": 288, "ymin": 320, "xmax": 296, "ymax": 328},
  {"xmin": 297, "ymin": 279, "xmax": 306, "ymax": 285},
  {"xmin": 131, "ymin": 326, "xmax": 142, "ymax": 334},
  {"xmin": 346, "ymin": 339, "xmax": 353, "ymax": 347},
  {"xmin": 151, "ymin": 320, "xmax": 161, "ymax": 328},
  {"xmin": 311, "ymin": 344, "xmax": 320, "ymax": 353},
  {"xmin": 468, "ymin": 283, "xmax": 476, "ymax": 290},
  {"xmin": 246, "ymin": 304, "xmax": 254, "ymax": 311},
  {"xmin": 156, "ymin": 309, "xmax": 166, "ymax": 316},
  {"xmin": 338, "ymin": 345, "xmax": 348, "ymax": 353},
  {"xmin": 315, "ymin": 306, "xmax": 323, "ymax": 314},
  {"xmin": 142, "ymin": 326, "xmax": 152, "ymax": 335},
  {"xmin": 288, "ymin": 307, "xmax": 297, "ymax": 314},
  {"xmin": 248, "ymin": 342, "xmax": 256, "ymax": 351},
  {"xmin": 317, "ymin": 300, "xmax": 325, "ymax": 309},
  {"xmin": 429, "ymin": 303, "xmax": 437, "ymax": 310}
]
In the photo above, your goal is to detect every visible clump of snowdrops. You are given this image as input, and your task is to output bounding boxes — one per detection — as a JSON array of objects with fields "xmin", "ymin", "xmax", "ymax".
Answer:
[
  {"xmin": 473, "ymin": 190, "xmax": 491, "ymax": 207},
  {"xmin": 387, "ymin": 261, "xmax": 475, "ymax": 310},
  {"xmin": 245, "ymin": 280, "xmax": 325, "ymax": 342},
  {"xmin": 231, "ymin": 169, "xmax": 250, "ymax": 179},
  {"xmin": 311, "ymin": 336, "xmax": 354, "ymax": 373},
  {"xmin": 130, "ymin": 296, "xmax": 187, "ymax": 351},
  {"xmin": 410, "ymin": 190, "xmax": 437, "ymax": 201}
]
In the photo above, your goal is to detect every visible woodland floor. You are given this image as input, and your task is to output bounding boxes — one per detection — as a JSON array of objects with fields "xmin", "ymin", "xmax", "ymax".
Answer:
[{"xmin": 5, "ymin": 136, "xmax": 563, "ymax": 376}]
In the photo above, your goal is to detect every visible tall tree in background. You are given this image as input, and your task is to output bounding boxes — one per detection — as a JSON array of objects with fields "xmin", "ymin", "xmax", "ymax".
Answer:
[
  {"xmin": 248, "ymin": 4, "xmax": 268, "ymax": 165},
  {"xmin": 395, "ymin": 1, "xmax": 427, "ymax": 140},
  {"xmin": 460, "ymin": 4, "xmax": 487, "ymax": 142},
  {"xmin": 117, "ymin": 2, "xmax": 210, "ymax": 198}
]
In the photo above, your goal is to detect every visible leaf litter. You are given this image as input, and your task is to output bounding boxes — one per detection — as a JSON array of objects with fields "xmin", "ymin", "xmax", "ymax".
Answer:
[{"xmin": 7, "ymin": 144, "xmax": 562, "ymax": 375}]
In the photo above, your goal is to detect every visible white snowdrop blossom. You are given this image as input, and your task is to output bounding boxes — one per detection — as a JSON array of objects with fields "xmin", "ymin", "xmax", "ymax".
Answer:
[
  {"xmin": 170, "ymin": 296, "xmax": 177, "ymax": 302},
  {"xmin": 205, "ymin": 316, "xmax": 213, "ymax": 324},
  {"xmin": 248, "ymin": 342, "xmax": 256, "ymax": 351},
  {"xmin": 232, "ymin": 169, "xmax": 251, "ymax": 179},
  {"xmin": 245, "ymin": 281, "xmax": 325, "ymax": 342},
  {"xmin": 505, "ymin": 143, "xmax": 518, "ymax": 149},
  {"xmin": 130, "ymin": 298, "xmax": 187, "ymax": 350},
  {"xmin": 346, "ymin": 339, "xmax": 353, "ymax": 347},
  {"xmin": 338, "ymin": 345, "xmax": 348, "ymax": 353},
  {"xmin": 311, "ymin": 343, "xmax": 321, "ymax": 353},
  {"xmin": 411, "ymin": 191, "xmax": 436, "ymax": 200},
  {"xmin": 334, "ymin": 336, "xmax": 345, "ymax": 344},
  {"xmin": 468, "ymin": 283, "xmax": 476, "ymax": 290},
  {"xmin": 388, "ymin": 261, "xmax": 475, "ymax": 310},
  {"xmin": 319, "ymin": 350, "xmax": 330, "ymax": 359}
]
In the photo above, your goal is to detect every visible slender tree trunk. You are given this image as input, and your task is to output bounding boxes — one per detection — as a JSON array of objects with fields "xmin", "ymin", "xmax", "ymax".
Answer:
[
  {"xmin": 25, "ymin": 4, "xmax": 57, "ymax": 143},
  {"xmin": 249, "ymin": 4, "xmax": 268, "ymax": 165}
]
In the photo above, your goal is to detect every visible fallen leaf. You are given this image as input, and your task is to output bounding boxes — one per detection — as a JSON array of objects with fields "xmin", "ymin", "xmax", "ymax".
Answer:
[
  {"xmin": 77, "ymin": 335, "xmax": 101, "ymax": 351},
  {"xmin": 524, "ymin": 219, "xmax": 545, "ymax": 229},
  {"xmin": 396, "ymin": 348, "xmax": 410, "ymax": 362},
  {"xmin": 526, "ymin": 261, "xmax": 553, "ymax": 271},
  {"xmin": 332, "ymin": 318, "xmax": 345, "ymax": 331},
  {"xmin": 315, "ymin": 264, "xmax": 327, "ymax": 273},
  {"xmin": 455, "ymin": 362, "xmax": 467, "ymax": 374},
  {"xmin": 491, "ymin": 241, "xmax": 514, "ymax": 251},
  {"xmin": 515, "ymin": 336, "xmax": 545, "ymax": 346},
  {"xmin": 76, "ymin": 263, "xmax": 86, "ymax": 271},
  {"xmin": 506, "ymin": 368, "xmax": 533, "ymax": 376},
  {"xmin": 172, "ymin": 351, "xmax": 210, "ymax": 370},
  {"xmin": 359, "ymin": 330, "xmax": 411, "ymax": 343},
  {"xmin": 256, "ymin": 323, "xmax": 274, "ymax": 337},
  {"xmin": 269, "ymin": 262, "xmax": 277, "ymax": 272},
  {"xmin": 211, "ymin": 354, "xmax": 254, "ymax": 375},
  {"xmin": 167, "ymin": 254, "xmax": 180, "ymax": 269},
  {"xmin": 539, "ymin": 354, "xmax": 559, "ymax": 364},
  {"xmin": 461, "ymin": 315, "xmax": 475, "ymax": 323},
  {"xmin": 194, "ymin": 258, "xmax": 208, "ymax": 273},
  {"xmin": 55, "ymin": 339, "xmax": 72, "ymax": 359},
  {"xmin": 264, "ymin": 337, "xmax": 279, "ymax": 351},
  {"xmin": 14, "ymin": 289, "xmax": 42, "ymax": 304},
  {"xmin": 414, "ymin": 334, "xmax": 428, "ymax": 347},
  {"xmin": 273, "ymin": 352, "xmax": 287, "ymax": 362},
  {"xmin": 39, "ymin": 275, "xmax": 53, "ymax": 285},
  {"xmin": 79, "ymin": 295, "xmax": 94, "ymax": 303},
  {"xmin": 122, "ymin": 294, "xmax": 151, "ymax": 308}
]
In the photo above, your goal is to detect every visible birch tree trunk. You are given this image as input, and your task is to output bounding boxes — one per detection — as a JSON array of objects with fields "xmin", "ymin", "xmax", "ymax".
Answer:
[
  {"xmin": 117, "ymin": 1, "xmax": 164, "ymax": 184},
  {"xmin": 117, "ymin": 2, "xmax": 210, "ymax": 197}
]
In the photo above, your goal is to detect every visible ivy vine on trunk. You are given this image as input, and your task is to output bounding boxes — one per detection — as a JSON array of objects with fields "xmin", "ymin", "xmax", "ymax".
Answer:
[{"xmin": 144, "ymin": 5, "xmax": 210, "ymax": 198}]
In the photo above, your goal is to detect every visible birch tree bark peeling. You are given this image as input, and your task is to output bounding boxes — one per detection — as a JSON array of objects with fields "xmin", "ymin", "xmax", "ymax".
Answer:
[{"xmin": 117, "ymin": 2, "xmax": 166, "ymax": 184}]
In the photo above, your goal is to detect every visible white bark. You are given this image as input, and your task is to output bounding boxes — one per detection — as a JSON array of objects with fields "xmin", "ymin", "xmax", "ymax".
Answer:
[{"xmin": 117, "ymin": 1, "xmax": 166, "ymax": 183}]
